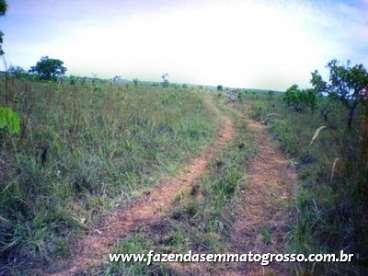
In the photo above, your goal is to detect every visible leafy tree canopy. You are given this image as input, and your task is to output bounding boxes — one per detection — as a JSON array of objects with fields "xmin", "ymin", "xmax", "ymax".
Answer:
[
  {"xmin": 0, "ymin": 0, "xmax": 6, "ymax": 15},
  {"xmin": 311, "ymin": 60, "xmax": 368, "ymax": 127},
  {"xmin": 161, "ymin": 73, "xmax": 169, "ymax": 87},
  {"xmin": 8, "ymin": 65, "xmax": 27, "ymax": 77},
  {"xmin": 0, "ymin": 0, "xmax": 7, "ymax": 53},
  {"xmin": 29, "ymin": 56, "xmax": 67, "ymax": 80},
  {"xmin": 283, "ymin": 84, "xmax": 318, "ymax": 112}
]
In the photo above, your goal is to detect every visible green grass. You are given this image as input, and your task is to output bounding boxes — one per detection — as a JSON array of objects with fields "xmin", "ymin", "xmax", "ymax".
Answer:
[
  {"xmin": 3, "ymin": 79, "xmax": 365, "ymax": 275},
  {"xmin": 93, "ymin": 98, "xmax": 256, "ymax": 275},
  {"xmin": 239, "ymin": 91, "xmax": 366, "ymax": 275},
  {"xmin": 0, "ymin": 77, "xmax": 219, "ymax": 273}
]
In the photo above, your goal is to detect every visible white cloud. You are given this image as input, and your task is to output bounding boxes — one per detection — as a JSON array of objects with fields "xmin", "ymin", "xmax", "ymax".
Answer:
[{"xmin": 2, "ymin": 0, "xmax": 368, "ymax": 90}]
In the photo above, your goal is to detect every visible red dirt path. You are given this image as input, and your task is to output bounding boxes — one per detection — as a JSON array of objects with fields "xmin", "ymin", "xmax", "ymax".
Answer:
[{"xmin": 49, "ymin": 117, "xmax": 235, "ymax": 276}]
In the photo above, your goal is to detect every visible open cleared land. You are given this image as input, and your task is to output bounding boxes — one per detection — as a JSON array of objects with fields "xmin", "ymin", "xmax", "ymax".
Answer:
[
  {"xmin": 1, "ymin": 0, "xmax": 367, "ymax": 275},
  {"xmin": 0, "ymin": 79, "xmax": 219, "ymax": 274},
  {"xmin": 1, "ymin": 76, "xmax": 367, "ymax": 276}
]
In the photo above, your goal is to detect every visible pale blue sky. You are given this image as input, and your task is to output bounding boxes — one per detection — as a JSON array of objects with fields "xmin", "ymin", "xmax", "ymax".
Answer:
[{"xmin": 1, "ymin": 0, "xmax": 367, "ymax": 90}]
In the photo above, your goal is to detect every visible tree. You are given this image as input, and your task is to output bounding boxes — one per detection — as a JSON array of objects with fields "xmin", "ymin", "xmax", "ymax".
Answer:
[
  {"xmin": 0, "ymin": 0, "xmax": 7, "ymax": 56},
  {"xmin": 8, "ymin": 65, "xmax": 28, "ymax": 78},
  {"xmin": 68, "ymin": 75, "xmax": 77, "ymax": 85},
  {"xmin": 29, "ymin": 56, "xmax": 67, "ymax": 80},
  {"xmin": 0, "ymin": 1, "xmax": 20, "ymax": 137},
  {"xmin": 133, "ymin": 78, "xmax": 139, "ymax": 87},
  {"xmin": 217, "ymin": 85, "xmax": 223, "ymax": 91},
  {"xmin": 267, "ymin": 90, "xmax": 275, "ymax": 100},
  {"xmin": 0, "ymin": 0, "xmax": 6, "ymax": 14},
  {"xmin": 283, "ymin": 84, "xmax": 298, "ymax": 107},
  {"xmin": 283, "ymin": 84, "xmax": 318, "ymax": 112},
  {"xmin": 112, "ymin": 75, "xmax": 123, "ymax": 83},
  {"xmin": 311, "ymin": 60, "xmax": 368, "ymax": 128},
  {"xmin": 360, "ymin": 87, "xmax": 368, "ymax": 170},
  {"xmin": 161, "ymin": 73, "xmax": 169, "ymax": 87}
]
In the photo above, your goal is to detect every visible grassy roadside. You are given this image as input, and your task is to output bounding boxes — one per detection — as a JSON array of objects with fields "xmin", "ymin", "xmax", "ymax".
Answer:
[
  {"xmin": 240, "ymin": 92, "xmax": 366, "ymax": 275},
  {"xmin": 0, "ymin": 79, "xmax": 219, "ymax": 274},
  {"xmin": 86, "ymin": 96, "xmax": 256, "ymax": 275}
]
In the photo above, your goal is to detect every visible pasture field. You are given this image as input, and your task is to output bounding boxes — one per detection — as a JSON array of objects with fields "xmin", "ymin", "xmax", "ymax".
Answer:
[
  {"xmin": 0, "ymin": 77, "xmax": 367, "ymax": 276},
  {"xmin": 0, "ymin": 78, "xmax": 219, "ymax": 274}
]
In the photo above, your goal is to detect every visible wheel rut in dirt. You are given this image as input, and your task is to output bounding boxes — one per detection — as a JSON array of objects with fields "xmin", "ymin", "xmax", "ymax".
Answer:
[
  {"xmin": 182, "ymin": 106, "xmax": 296, "ymax": 276},
  {"xmin": 50, "ymin": 116, "xmax": 236, "ymax": 276},
  {"xmin": 221, "ymin": 111, "xmax": 296, "ymax": 276}
]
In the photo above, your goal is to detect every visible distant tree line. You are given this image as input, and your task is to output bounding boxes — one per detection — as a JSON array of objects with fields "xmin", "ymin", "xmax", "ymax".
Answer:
[{"xmin": 6, "ymin": 56, "xmax": 67, "ymax": 81}]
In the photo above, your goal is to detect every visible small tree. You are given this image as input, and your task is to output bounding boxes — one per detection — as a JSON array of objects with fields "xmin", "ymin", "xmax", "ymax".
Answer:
[
  {"xmin": 29, "ymin": 56, "xmax": 67, "ymax": 80},
  {"xmin": 267, "ymin": 90, "xmax": 275, "ymax": 100},
  {"xmin": 68, "ymin": 75, "xmax": 77, "ymax": 85},
  {"xmin": 133, "ymin": 78, "xmax": 139, "ymax": 87},
  {"xmin": 283, "ymin": 84, "xmax": 299, "ymax": 107},
  {"xmin": 0, "ymin": 1, "xmax": 21, "ymax": 138},
  {"xmin": 0, "ymin": 0, "xmax": 7, "ymax": 58},
  {"xmin": 0, "ymin": 32, "xmax": 4, "ymax": 56},
  {"xmin": 8, "ymin": 65, "xmax": 28, "ymax": 78},
  {"xmin": 112, "ymin": 75, "xmax": 123, "ymax": 84},
  {"xmin": 161, "ymin": 73, "xmax": 169, "ymax": 87},
  {"xmin": 283, "ymin": 84, "xmax": 318, "ymax": 112},
  {"xmin": 303, "ymin": 88, "xmax": 318, "ymax": 112},
  {"xmin": 311, "ymin": 60, "xmax": 368, "ymax": 128},
  {"xmin": 360, "ymin": 87, "xmax": 368, "ymax": 170},
  {"xmin": 217, "ymin": 85, "xmax": 223, "ymax": 91},
  {"xmin": 0, "ymin": 0, "xmax": 6, "ymax": 14}
]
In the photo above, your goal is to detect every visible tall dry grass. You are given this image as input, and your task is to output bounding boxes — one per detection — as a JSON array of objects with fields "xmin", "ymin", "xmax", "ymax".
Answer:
[
  {"xmin": 240, "ymin": 90, "xmax": 367, "ymax": 275},
  {"xmin": 0, "ymin": 76, "xmax": 218, "ymax": 273}
]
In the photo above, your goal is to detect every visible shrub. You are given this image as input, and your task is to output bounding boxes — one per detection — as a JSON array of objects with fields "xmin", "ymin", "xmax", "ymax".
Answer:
[
  {"xmin": 0, "ymin": 107, "xmax": 20, "ymax": 135},
  {"xmin": 283, "ymin": 84, "xmax": 318, "ymax": 112}
]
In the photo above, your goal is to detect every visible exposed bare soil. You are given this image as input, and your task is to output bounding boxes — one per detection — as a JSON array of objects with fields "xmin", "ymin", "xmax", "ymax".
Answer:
[
  {"xmin": 219, "ymin": 109, "xmax": 296, "ymax": 276},
  {"xmin": 48, "ymin": 117, "xmax": 235, "ymax": 276},
  {"xmin": 43, "ymin": 102, "xmax": 295, "ymax": 276},
  {"xmin": 160, "ymin": 106, "xmax": 296, "ymax": 276}
]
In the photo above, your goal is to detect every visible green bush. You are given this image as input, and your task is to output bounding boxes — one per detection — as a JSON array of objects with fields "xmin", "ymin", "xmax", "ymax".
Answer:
[
  {"xmin": 243, "ymin": 91, "xmax": 365, "ymax": 275},
  {"xmin": 283, "ymin": 84, "xmax": 318, "ymax": 112},
  {"xmin": 0, "ymin": 106, "xmax": 20, "ymax": 134}
]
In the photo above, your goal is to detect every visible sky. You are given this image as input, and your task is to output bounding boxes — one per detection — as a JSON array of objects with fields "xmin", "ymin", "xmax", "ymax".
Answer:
[{"xmin": 0, "ymin": 0, "xmax": 367, "ymax": 90}]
